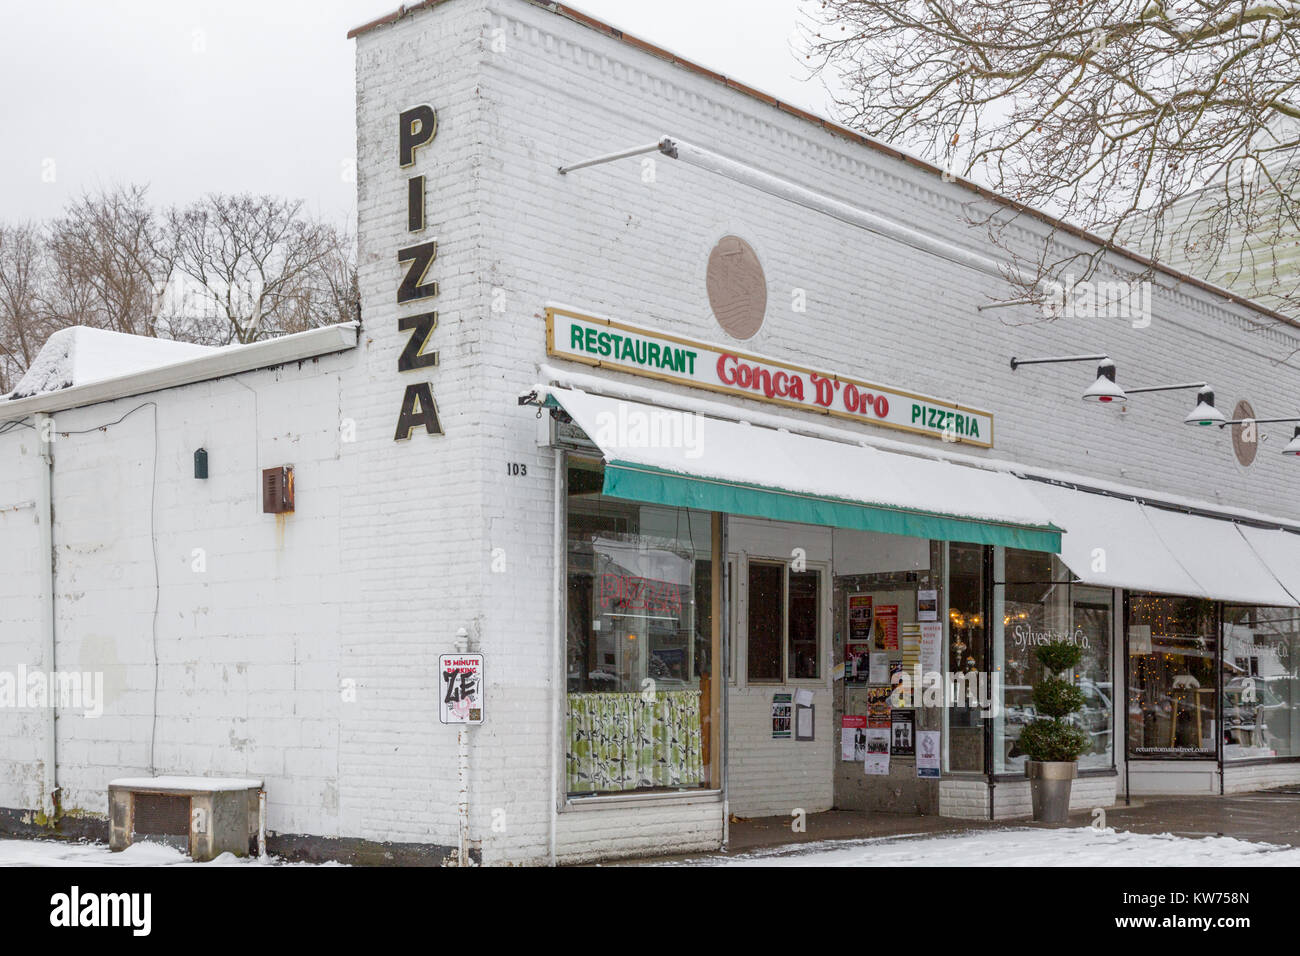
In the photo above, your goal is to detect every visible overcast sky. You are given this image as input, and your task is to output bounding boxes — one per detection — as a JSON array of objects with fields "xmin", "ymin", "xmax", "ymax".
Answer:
[{"xmin": 0, "ymin": 0, "xmax": 829, "ymax": 227}]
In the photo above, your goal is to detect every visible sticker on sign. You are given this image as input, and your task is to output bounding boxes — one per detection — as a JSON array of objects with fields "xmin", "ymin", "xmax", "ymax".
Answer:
[{"xmin": 439, "ymin": 654, "xmax": 483, "ymax": 724}]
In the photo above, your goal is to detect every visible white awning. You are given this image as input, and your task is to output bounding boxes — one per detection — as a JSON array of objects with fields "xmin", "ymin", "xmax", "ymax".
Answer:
[
  {"xmin": 540, "ymin": 387, "xmax": 1061, "ymax": 551},
  {"xmin": 1236, "ymin": 526, "xmax": 1300, "ymax": 605},
  {"xmin": 1025, "ymin": 481, "xmax": 1299, "ymax": 607}
]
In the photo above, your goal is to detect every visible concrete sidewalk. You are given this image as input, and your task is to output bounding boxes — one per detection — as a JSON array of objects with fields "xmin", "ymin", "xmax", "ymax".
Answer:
[{"xmin": 654, "ymin": 788, "xmax": 1300, "ymax": 862}]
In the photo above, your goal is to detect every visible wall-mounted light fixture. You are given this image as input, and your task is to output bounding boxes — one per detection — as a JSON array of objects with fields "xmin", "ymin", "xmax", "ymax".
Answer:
[
  {"xmin": 1217, "ymin": 416, "xmax": 1300, "ymax": 455},
  {"xmin": 1011, "ymin": 354, "xmax": 1224, "ymax": 423}
]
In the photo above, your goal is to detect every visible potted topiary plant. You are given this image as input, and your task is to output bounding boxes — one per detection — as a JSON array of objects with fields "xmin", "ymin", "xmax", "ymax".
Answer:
[{"xmin": 1018, "ymin": 639, "xmax": 1091, "ymax": 823}]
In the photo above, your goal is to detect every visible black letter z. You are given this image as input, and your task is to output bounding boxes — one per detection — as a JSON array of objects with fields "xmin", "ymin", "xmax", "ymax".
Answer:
[
  {"xmin": 398, "ymin": 312, "xmax": 439, "ymax": 372},
  {"xmin": 397, "ymin": 241, "xmax": 438, "ymax": 303}
]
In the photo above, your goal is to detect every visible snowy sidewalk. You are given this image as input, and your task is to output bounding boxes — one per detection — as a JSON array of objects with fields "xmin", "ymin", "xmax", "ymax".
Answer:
[
  {"xmin": 656, "ymin": 826, "xmax": 1300, "ymax": 867},
  {"xmin": 0, "ymin": 839, "xmax": 336, "ymax": 867}
]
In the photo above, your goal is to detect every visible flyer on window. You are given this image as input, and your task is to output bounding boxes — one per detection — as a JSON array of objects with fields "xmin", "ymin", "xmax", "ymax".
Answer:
[
  {"xmin": 891, "ymin": 709, "xmax": 916, "ymax": 756},
  {"xmin": 848, "ymin": 593, "xmax": 873, "ymax": 644},
  {"xmin": 873, "ymin": 604, "xmax": 899, "ymax": 650},
  {"xmin": 920, "ymin": 622, "xmax": 943, "ymax": 680},
  {"xmin": 866, "ymin": 686, "xmax": 891, "ymax": 728},
  {"xmin": 869, "ymin": 651, "xmax": 890, "ymax": 684},
  {"xmin": 889, "ymin": 657, "xmax": 908, "ymax": 707},
  {"xmin": 864, "ymin": 728, "xmax": 891, "ymax": 775},
  {"xmin": 917, "ymin": 730, "xmax": 941, "ymax": 777},
  {"xmin": 846, "ymin": 643, "xmax": 873, "ymax": 682},
  {"xmin": 917, "ymin": 589, "xmax": 938, "ymax": 621},
  {"xmin": 841, "ymin": 715, "xmax": 868, "ymax": 761}
]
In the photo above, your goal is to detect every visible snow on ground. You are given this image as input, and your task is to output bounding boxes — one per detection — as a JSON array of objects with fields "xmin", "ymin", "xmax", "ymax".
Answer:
[
  {"xmin": 5, "ymin": 827, "xmax": 1298, "ymax": 866},
  {"xmin": 0, "ymin": 839, "xmax": 339, "ymax": 867},
  {"xmin": 662, "ymin": 827, "xmax": 1300, "ymax": 867}
]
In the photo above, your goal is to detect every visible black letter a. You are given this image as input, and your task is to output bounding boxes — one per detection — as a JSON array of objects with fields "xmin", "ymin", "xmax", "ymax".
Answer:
[{"xmin": 394, "ymin": 382, "xmax": 443, "ymax": 440}]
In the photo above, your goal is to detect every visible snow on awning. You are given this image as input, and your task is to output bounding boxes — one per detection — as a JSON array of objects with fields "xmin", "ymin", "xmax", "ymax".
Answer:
[
  {"xmin": 1025, "ymin": 480, "xmax": 1298, "ymax": 607},
  {"xmin": 542, "ymin": 386, "xmax": 1061, "ymax": 552}
]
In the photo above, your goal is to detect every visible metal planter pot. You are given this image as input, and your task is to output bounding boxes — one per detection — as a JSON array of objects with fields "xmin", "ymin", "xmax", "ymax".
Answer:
[{"xmin": 1025, "ymin": 760, "xmax": 1077, "ymax": 823}]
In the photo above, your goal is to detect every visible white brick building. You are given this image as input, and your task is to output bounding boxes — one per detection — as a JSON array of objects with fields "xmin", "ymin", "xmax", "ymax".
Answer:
[{"xmin": 5, "ymin": 0, "xmax": 1300, "ymax": 864}]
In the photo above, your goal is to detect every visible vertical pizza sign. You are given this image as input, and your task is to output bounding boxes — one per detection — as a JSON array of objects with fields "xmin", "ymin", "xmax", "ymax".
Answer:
[
  {"xmin": 393, "ymin": 105, "xmax": 443, "ymax": 441},
  {"xmin": 439, "ymin": 654, "xmax": 484, "ymax": 724}
]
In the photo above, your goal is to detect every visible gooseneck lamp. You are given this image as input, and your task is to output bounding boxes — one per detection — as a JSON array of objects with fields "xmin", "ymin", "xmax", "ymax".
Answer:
[
  {"xmin": 1082, "ymin": 360, "xmax": 1125, "ymax": 403},
  {"xmin": 1218, "ymin": 416, "xmax": 1300, "ymax": 455},
  {"xmin": 1183, "ymin": 387, "xmax": 1227, "ymax": 426},
  {"xmin": 1010, "ymin": 354, "xmax": 1220, "ymax": 418}
]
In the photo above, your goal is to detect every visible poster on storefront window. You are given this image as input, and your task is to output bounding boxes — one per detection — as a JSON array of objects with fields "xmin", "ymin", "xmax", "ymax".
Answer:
[
  {"xmin": 917, "ymin": 589, "xmax": 938, "ymax": 622},
  {"xmin": 849, "ymin": 594, "xmax": 873, "ymax": 643},
  {"xmin": 846, "ymin": 643, "xmax": 873, "ymax": 682},
  {"xmin": 864, "ymin": 728, "xmax": 891, "ymax": 775},
  {"xmin": 874, "ymin": 604, "xmax": 899, "ymax": 650},
  {"xmin": 869, "ymin": 652, "xmax": 889, "ymax": 685},
  {"xmin": 917, "ymin": 731, "xmax": 940, "ymax": 777},
  {"xmin": 891, "ymin": 709, "xmax": 915, "ymax": 756},
  {"xmin": 920, "ymin": 622, "xmax": 943, "ymax": 679},
  {"xmin": 867, "ymin": 687, "xmax": 891, "ymax": 728},
  {"xmin": 889, "ymin": 658, "xmax": 908, "ymax": 706},
  {"xmin": 842, "ymin": 715, "xmax": 867, "ymax": 761}
]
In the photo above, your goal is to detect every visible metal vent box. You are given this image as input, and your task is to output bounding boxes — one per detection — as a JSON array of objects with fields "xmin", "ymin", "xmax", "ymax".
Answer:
[{"xmin": 261, "ymin": 466, "xmax": 294, "ymax": 514}]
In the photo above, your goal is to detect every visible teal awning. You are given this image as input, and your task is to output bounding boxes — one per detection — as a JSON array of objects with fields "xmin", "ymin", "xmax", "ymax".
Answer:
[
  {"xmin": 541, "ymin": 386, "xmax": 1061, "ymax": 553},
  {"xmin": 605, "ymin": 462, "xmax": 1060, "ymax": 552}
]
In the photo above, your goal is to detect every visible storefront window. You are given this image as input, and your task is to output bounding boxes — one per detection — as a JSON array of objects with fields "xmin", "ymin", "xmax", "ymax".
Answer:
[
  {"xmin": 1127, "ymin": 595, "xmax": 1218, "ymax": 758},
  {"xmin": 946, "ymin": 542, "xmax": 986, "ymax": 772},
  {"xmin": 788, "ymin": 570, "xmax": 821, "ymax": 679},
  {"xmin": 565, "ymin": 460, "xmax": 716, "ymax": 795},
  {"xmin": 745, "ymin": 562, "xmax": 821, "ymax": 683},
  {"xmin": 1072, "ymin": 585, "xmax": 1115, "ymax": 769},
  {"xmin": 1222, "ymin": 606, "xmax": 1300, "ymax": 760},
  {"xmin": 747, "ymin": 562, "xmax": 784, "ymax": 682},
  {"xmin": 993, "ymin": 552, "xmax": 1113, "ymax": 774}
]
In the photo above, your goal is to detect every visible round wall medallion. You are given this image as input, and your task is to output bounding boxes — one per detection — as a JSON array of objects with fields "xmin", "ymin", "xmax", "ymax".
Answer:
[
  {"xmin": 1232, "ymin": 399, "xmax": 1257, "ymax": 467},
  {"xmin": 706, "ymin": 235, "xmax": 767, "ymax": 339}
]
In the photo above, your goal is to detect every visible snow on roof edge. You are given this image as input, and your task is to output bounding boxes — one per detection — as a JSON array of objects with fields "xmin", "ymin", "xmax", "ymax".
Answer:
[{"xmin": 0, "ymin": 323, "xmax": 359, "ymax": 417}]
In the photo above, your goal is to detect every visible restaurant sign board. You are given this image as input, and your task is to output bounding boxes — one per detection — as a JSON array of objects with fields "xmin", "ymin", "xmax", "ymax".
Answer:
[{"xmin": 545, "ymin": 307, "xmax": 994, "ymax": 447}]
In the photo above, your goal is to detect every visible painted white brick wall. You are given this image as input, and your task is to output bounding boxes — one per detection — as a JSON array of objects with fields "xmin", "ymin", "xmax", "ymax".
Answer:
[
  {"xmin": 0, "ymin": 357, "xmax": 354, "ymax": 836},
  {"xmin": 0, "ymin": 433, "xmax": 47, "ymax": 812},
  {"xmin": 1224, "ymin": 762, "xmax": 1300, "ymax": 794},
  {"xmin": 477, "ymin": 0, "xmax": 1300, "ymax": 523},
  {"xmin": 554, "ymin": 799, "xmax": 723, "ymax": 864}
]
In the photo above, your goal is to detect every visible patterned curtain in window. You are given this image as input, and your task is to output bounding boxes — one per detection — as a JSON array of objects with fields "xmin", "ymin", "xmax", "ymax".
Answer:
[{"xmin": 566, "ymin": 690, "xmax": 704, "ymax": 793}]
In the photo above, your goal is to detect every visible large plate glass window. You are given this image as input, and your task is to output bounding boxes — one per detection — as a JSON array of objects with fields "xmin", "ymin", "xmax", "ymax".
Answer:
[
  {"xmin": 1222, "ymin": 606, "xmax": 1300, "ymax": 760},
  {"xmin": 565, "ymin": 459, "xmax": 719, "ymax": 796},
  {"xmin": 1127, "ymin": 595, "xmax": 1218, "ymax": 758},
  {"xmin": 992, "ymin": 547, "xmax": 1113, "ymax": 773}
]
